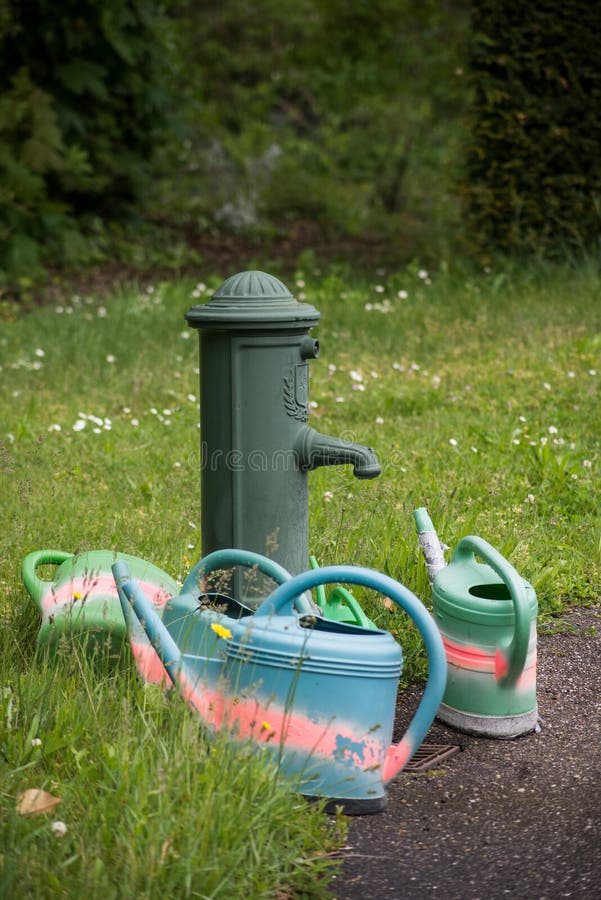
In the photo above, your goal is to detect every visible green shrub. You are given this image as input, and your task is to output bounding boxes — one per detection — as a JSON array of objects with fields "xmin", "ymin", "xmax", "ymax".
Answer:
[
  {"xmin": 0, "ymin": 1, "xmax": 471, "ymax": 286},
  {"xmin": 462, "ymin": 0, "xmax": 601, "ymax": 257},
  {"xmin": 0, "ymin": 1, "xmax": 177, "ymax": 287},
  {"xmin": 157, "ymin": 0, "xmax": 468, "ymax": 250}
]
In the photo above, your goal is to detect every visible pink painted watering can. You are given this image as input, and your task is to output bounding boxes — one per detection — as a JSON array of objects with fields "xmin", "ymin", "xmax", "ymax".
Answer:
[
  {"xmin": 113, "ymin": 547, "xmax": 447, "ymax": 814},
  {"xmin": 22, "ymin": 548, "xmax": 178, "ymax": 673},
  {"xmin": 415, "ymin": 509, "xmax": 538, "ymax": 738}
]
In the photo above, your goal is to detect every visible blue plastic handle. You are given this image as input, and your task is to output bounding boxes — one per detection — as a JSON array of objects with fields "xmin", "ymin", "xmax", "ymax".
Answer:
[
  {"xmin": 181, "ymin": 548, "xmax": 314, "ymax": 614},
  {"xmin": 255, "ymin": 564, "xmax": 447, "ymax": 779}
]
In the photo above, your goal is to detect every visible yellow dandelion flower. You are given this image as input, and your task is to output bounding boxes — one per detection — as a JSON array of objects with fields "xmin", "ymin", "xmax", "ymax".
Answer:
[
  {"xmin": 261, "ymin": 720, "xmax": 272, "ymax": 731},
  {"xmin": 73, "ymin": 591, "xmax": 83, "ymax": 600},
  {"xmin": 210, "ymin": 622, "xmax": 232, "ymax": 640}
]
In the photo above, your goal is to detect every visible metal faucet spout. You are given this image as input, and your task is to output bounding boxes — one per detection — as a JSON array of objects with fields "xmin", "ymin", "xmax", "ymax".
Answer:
[{"xmin": 295, "ymin": 426, "xmax": 381, "ymax": 480}]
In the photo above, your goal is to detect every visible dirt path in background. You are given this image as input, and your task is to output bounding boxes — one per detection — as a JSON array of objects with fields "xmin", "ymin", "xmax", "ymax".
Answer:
[
  {"xmin": 334, "ymin": 606, "xmax": 601, "ymax": 900},
  {"xmin": 23, "ymin": 220, "xmax": 400, "ymax": 311}
]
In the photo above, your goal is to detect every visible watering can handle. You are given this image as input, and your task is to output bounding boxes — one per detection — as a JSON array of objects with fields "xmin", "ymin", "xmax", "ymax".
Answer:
[
  {"xmin": 255, "ymin": 564, "xmax": 447, "ymax": 782},
  {"xmin": 22, "ymin": 550, "xmax": 74, "ymax": 604},
  {"xmin": 452, "ymin": 536, "xmax": 531, "ymax": 686},
  {"xmin": 309, "ymin": 555, "xmax": 327, "ymax": 608},
  {"xmin": 180, "ymin": 548, "xmax": 313, "ymax": 614}
]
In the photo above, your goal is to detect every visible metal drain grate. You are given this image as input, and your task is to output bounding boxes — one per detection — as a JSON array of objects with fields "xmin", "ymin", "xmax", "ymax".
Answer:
[{"xmin": 404, "ymin": 743, "xmax": 460, "ymax": 773}]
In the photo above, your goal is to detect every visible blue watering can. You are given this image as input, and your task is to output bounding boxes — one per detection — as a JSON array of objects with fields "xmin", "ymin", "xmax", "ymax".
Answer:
[{"xmin": 113, "ymin": 548, "xmax": 447, "ymax": 814}]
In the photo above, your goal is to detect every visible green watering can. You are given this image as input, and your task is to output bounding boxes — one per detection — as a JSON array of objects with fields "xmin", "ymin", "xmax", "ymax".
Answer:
[
  {"xmin": 22, "ymin": 549, "xmax": 178, "ymax": 675},
  {"xmin": 310, "ymin": 556, "xmax": 376, "ymax": 628},
  {"xmin": 415, "ymin": 509, "xmax": 539, "ymax": 738}
]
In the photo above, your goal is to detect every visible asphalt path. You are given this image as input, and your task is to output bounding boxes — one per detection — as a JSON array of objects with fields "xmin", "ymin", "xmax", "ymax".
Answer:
[{"xmin": 334, "ymin": 606, "xmax": 601, "ymax": 900}]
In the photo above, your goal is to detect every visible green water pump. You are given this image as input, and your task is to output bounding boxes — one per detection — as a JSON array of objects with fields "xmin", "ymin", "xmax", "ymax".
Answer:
[{"xmin": 185, "ymin": 271, "xmax": 381, "ymax": 602}]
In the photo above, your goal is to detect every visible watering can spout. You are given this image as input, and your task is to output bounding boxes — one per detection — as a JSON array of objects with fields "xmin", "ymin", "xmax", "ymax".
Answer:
[
  {"xmin": 112, "ymin": 560, "xmax": 183, "ymax": 688},
  {"xmin": 295, "ymin": 425, "xmax": 381, "ymax": 479}
]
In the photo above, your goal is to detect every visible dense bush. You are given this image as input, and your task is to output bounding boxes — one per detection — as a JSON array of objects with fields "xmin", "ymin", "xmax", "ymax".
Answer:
[
  {"xmin": 463, "ymin": 0, "xmax": 601, "ymax": 257},
  {"xmin": 0, "ymin": 1, "xmax": 470, "ymax": 287},
  {"xmin": 0, "ymin": 0, "xmax": 177, "ymax": 286},
  {"xmin": 6, "ymin": 1, "xmax": 599, "ymax": 286},
  {"xmin": 159, "ymin": 0, "xmax": 468, "ymax": 248}
]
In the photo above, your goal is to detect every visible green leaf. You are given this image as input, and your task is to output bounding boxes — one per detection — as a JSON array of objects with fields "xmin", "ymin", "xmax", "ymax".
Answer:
[{"xmin": 56, "ymin": 60, "xmax": 109, "ymax": 100}]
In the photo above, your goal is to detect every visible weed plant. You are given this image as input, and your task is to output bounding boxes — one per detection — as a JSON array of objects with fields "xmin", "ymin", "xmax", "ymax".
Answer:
[
  {"xmin": 1, "ymin": 256, "xmax": 600, "ymax": 894},
  {"xmin": 0, "ymin": 637, "xmax": 341, "ymax": 897}
]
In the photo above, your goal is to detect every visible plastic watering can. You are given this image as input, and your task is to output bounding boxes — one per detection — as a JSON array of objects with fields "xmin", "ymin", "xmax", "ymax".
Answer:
[
  {"xmin": 22, "ymin": 549, "xmax": 179, "ymax": 670},
  {"xmin": 113, "ymin": 548, "xmax": 447, "ymax": 814},
  {"xmin": 415, "ymin": 511, "xmax": 538, "ymax": 738},
  {"xmin": 20, "ymin": 546, "xmax": 371, "ymax": 677}
]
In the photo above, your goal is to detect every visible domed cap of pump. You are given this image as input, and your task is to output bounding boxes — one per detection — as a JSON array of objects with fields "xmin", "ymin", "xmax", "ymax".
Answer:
[{"xmin": 185, "ymin": 270, "xmax": 320, "ymax": 332}]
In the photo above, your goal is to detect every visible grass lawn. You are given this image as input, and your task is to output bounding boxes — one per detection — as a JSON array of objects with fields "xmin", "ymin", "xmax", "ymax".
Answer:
[{"xmin": 1, "ymin": 256, "xmax": 600, "ymax": 896}]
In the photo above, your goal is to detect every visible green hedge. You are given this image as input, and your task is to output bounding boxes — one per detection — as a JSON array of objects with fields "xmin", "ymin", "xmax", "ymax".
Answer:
[{"xmin": 463, "ymin": 1, "xmax": 601, "ymax": 256}]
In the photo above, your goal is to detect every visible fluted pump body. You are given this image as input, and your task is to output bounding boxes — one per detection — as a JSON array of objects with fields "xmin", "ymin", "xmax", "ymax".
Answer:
[{"xmin": 185, "ymin": 270, "xmax": 380, "ymax": 603}]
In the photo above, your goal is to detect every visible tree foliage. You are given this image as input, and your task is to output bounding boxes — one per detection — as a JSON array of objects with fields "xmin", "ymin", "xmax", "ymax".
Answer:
[
  {"xmin": 0, "ymin": 0, "xmax": 176, "ymax": 285},
  {"xmin": 1, "ymin": 1, "xmax": 469, "ymax": 287},
  {"xmin": 4, "ymin": 1, "xmax": 599, "ymax": 288},
  {"xmin": 166, "ymin": 0, "xmax": 467, "ymax": 245}
]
